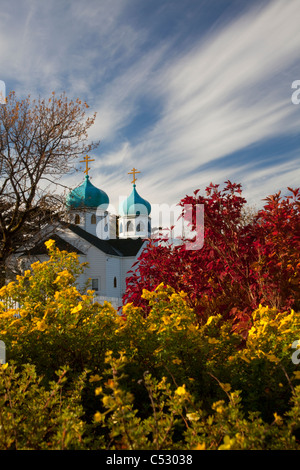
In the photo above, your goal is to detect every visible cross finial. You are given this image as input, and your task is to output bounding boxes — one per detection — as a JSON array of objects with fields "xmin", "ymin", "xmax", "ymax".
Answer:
[
  {"xmin": 80, "ymin": 155, "xmax": 95, "ymax": 175},
  {"xmin": 128, "ymin": 167, "xmax": 141, "ymax": 184}
]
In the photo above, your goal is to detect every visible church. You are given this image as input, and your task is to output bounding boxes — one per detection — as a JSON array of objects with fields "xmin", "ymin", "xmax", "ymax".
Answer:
[{"xmin": 18, "ymin": 157, "xmax": 152, "ymax": 310}]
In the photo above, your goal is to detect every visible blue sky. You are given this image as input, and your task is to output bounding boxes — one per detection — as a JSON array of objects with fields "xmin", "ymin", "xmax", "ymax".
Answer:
[{"xmin": 1, "ymin": 0, "xmax": 300, "ymax": 216}]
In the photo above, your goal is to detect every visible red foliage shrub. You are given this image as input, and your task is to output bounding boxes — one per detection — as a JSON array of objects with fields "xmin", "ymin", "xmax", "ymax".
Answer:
[{"xmin": 123, "ymin": 182, "xmax": 300, "ymax": 335}]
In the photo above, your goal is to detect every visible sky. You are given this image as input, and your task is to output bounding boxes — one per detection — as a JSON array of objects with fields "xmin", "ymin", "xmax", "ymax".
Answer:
[{"xmin": 1, "ymin": 0, "xmax": 300, "ymax": 220}]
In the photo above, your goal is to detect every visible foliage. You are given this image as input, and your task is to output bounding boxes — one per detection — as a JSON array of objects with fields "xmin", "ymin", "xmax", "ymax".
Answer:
[
  {"xmin": 0, "ymin": 363, "xmax": 88, "ymax": 450},
  {"xmin": 93, "ymin": 350, "xmax": 300, "ymax": 450},
  {"xmin": 0, "ymin": 240, "xmax": 299, "ymax": 449},
  {"xmin": 123, "ymin": 183, "xmax": 300, "ymax": 332},
  {"xmin": 0, "ymin": 239, "xmax": 123, "ymax": 382}
]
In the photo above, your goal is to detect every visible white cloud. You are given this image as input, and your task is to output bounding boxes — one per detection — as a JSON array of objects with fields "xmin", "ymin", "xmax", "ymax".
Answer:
[
  {"xmin": 106, "ymin": 0, "xmax": 300, "ymax": 206},
  {"xmin": 0, "ymin": 0, "xmax": 299, "ymax": 212}
]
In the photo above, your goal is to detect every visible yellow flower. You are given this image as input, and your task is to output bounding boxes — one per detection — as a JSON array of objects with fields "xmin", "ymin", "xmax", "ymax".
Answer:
[
  {"xmin": 194, "ymin": 442, "xmax": 206, "ymax": 450},
  {"xmin": 0, "ymin": 286, "xmax": 7, "ymax": 297},
  {"xmin": 219, "ymin": 435, "xmax": 235, "ymax": 450},
  {"xmin": 141, "ymin": 289, "xmax": 150, "ymax": 298},
  {"xmin": 220, "ymin": 383, "xmax": 231, "ymax": 393},
  {"xmin": 215, "ymin": 405, "xmax": 224, "ymax": 414},
  {"xmin": 71, "ymin": 303, "xmax": 83, "ymax": 314},
  {"xmin": 36, "ymin": 320, "xmax": 46, "ymax": 331},
  {"xmin": 240, "ymin": 354, "xmax": 251, "ymax": 363},
  {"xmin": 266, "ymin": 354, "xmax": 279, "ymax": 363},
  {"xmin": 121, "ymin": 302, "xmax": 133, "ymax": 314},
  {"xmin": 208, "ymin": 338, "xmax": 219, "ymax": 344},
  {"xmin": 54, "ymin": 270, "xmax": 72, "ymax": 284},
  {"xmin": 212, "ymin": 400, "xmax": 225, "ymax": 414},
  {"xmin": 1, "ymin": 363, "xmax": 8, "ymax": 369},
  {"xmin": 273, "ymin": 413, "xmax": 283, "ymax": 425},
  {"xmin": 89, "ymin": 374, "xmax": 101, "ymax": 383},
  {"xmin": 102, "ymin": 396, "xmax": 111, "ymax": 406},
  {"xmin": 175, "ymin": 385, "xmax": 186, "ymax": 396},
  {"xmin": 94, "ymin": 412, "xmax": 102, "ymax": 423},
  {"xmin": 186, "ymin": 412, "xmax": 199, "ymax": 422},
  {"xmin": 172, "ymin": 358, "xmax": 182, "ymax": 365},
  {"xmin": 207, "ymin": 416, "xmax": 214, "ymax": 426},
  {"xmin": 45, "ymin": 239, "xmax": 56, "ymax": 250}
]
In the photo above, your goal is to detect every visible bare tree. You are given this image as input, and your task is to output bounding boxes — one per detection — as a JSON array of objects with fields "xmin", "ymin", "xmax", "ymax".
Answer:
[{"xmin": 0, "ymin": 91, "xmax": 99, "ymax": 285}]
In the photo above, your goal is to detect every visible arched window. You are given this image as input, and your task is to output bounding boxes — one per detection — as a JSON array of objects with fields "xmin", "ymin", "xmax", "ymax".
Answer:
[
  {"xmin": 127, "ymin": 221, "xmax": 133, "ymax": 231},
  {"xmin": 75, "ymin": 214, "xmax": 80, "ymax": 225},
  {"xmin": 119, "ymin": 223, "xmax": 123, "ymax": 233},
  {"xmin": 113, "ymin": 277, "xmax": 117, "ymax": 288},
  {"xmin": 91, "ymin": 214, "xmax": 96, "ymax": 224},
  {"xmin": 136, "ymin": 221, "xmax": 145, "ymax": 232}
]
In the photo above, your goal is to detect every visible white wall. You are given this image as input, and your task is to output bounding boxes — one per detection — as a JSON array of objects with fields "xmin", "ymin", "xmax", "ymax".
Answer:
[{"xmin": 106, "ymin": 256, "xmax": 121, "ymax": 297}]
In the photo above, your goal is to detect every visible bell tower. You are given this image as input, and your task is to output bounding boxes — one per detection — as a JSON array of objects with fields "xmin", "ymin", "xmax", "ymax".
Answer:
[
  {"xmin": 118, "ymin": 168, "xmax": 151, "ymax": 239},
  {"xmin": 65, "ymin": 156, "xmax": 116, "ymax": 239}
]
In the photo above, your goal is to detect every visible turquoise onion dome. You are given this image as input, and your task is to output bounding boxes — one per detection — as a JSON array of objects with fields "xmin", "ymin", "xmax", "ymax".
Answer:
[
  {"xmin": 120, "ymin": 184, "xmax": 151, "ymax": 216},
  {"xmin": 66, "ymin": 175, "xmax": 109, "ymax": 210}
]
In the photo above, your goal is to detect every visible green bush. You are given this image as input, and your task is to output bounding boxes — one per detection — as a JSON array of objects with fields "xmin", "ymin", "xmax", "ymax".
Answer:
[{"xmin": 0, "ymin": 362, "xmax": 88, "ymax": 449}]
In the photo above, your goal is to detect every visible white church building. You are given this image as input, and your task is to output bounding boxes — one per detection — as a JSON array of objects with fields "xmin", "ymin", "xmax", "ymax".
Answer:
[{"xmin": 18, "ymin": 161, "xmax": 152, "ymax": 310}]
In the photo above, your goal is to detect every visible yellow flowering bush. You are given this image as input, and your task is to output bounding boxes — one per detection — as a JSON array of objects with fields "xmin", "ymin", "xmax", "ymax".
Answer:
[
  {"xmin": 0, "ymin": 241, "xmax": 300, "ymax": 449},
  {"xmin": 239, "ymin": 305, "xmax": 300, "ymax": 363},
  {"xmin": 92, "ymin": 350, "xmax": 300, "ymax": 450},
  {"xmin": 224, "ymin": 304, "xmax": 300, "ymax": 422},
  {"xmin": 0, "ymin": 240, "xmax": 122, "ymax": 380},
  {"xmin": 0, "ymin": 363, "xmax": 90, "ymax": 450}
]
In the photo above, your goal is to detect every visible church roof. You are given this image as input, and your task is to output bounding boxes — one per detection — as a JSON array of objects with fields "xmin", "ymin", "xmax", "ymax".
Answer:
[
  {"xmin": 120, "ymin": 184, "xmax": 151, "ymax": 216},
  {"xmin": 20, "ymin": 233, "xmax": 85, "ymax": 256},
  {"xmin": 67, "ymin": 223, "xmax": 146, "ymax": 257},
  {"xmin": 19, "ymin": 223, "xmax": 146, "ymax": 258},
  {"xmin": 66, "ymin": 175, "xmax": 109, "ymax": 210}
]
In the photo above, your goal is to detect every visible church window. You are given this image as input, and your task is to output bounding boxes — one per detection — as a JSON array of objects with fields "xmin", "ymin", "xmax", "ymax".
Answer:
[
  {"xmin": 91, "ymin": 278, "xmax": 99, "ymax": 292},
  {"xmin": 75, "ymin": 214, "xmax": 80, "ymax": 224},
  {"xmin": 113, "ymin": 277, "xmax": 117, "ymax": 288},
  {"xmin": 91, "ymin": 214, "xmax": 96, "ymax": 224},
  {"xmin": 127, "ymin": 221, "xmax": 133, "ymax": 231},
  {"xmin": 136, "ymin": 221, "xmax": 144, "ymax": 232}
]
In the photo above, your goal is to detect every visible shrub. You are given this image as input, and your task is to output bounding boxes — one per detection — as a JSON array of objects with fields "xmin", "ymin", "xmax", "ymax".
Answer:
[
  {"xmin": 0, "ymin": 362, "xmax": 88, "ymax": 450},
  {"xmin": 0, "ymin": 241, "xmax": 299, "ymax": 449},
  {"xmin": 0, "ymin": 240, "xmax": 122, "ymax": 381},
  {"xmin": 123, "ymin": 184, "xmax": 300, "ymax": 328},
  {"xmin": 93, "ymin": 350, "xmax": 300, "ymax": 450}
]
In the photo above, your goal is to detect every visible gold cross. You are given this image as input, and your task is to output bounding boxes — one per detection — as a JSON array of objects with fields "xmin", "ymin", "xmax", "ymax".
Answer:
[
  {"xmin": 80, "ymin": 155, "xmax": 95, "ymax": 175},
  {"xmin": 128, "ymin": 167, "xmax": 141, "ymax": 184}
]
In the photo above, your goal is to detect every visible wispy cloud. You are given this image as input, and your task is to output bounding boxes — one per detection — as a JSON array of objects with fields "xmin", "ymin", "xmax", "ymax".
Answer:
[
  {"xmin": 0, "ymin": 0, "xmax": 299, "ymax": 211},
  {"xmin": 97, "ymin": 0, "xmax": 300, "ymax": 208}
]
